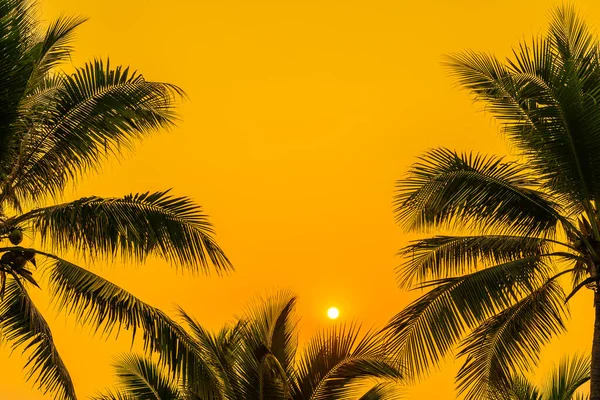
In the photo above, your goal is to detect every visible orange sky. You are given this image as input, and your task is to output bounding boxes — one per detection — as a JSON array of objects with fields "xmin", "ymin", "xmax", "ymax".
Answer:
[{"xmin": 3, "ymin": 0, "xmax": 600, "ymax": 398}]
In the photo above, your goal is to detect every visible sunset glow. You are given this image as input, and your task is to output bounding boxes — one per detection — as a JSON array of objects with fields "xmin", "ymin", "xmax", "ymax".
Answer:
[{"xmin": 0, "ymin": 0, "xmax": 595, "ymax": 399}]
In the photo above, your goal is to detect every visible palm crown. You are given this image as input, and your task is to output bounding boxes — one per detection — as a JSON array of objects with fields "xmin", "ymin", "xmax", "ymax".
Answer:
[
  {"xmin": 0, "ymin": 1, "xmax": 231, "ymax": 399},
  {"xmin": 94, "ymin": 291, "xmax": 404, "ymax": 400},
  {"xmin": 385, "ymin": 5, "xmax": 600, "ymax": 400}
]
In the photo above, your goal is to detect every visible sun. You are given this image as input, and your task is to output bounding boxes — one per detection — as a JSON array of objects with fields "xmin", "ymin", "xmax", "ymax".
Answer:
[{"xmin": 327, "ymin": 307, "xmax": 340, "ymax": 320}]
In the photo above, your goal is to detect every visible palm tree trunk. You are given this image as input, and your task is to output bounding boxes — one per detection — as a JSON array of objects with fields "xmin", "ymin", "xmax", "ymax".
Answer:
[{"xmin": 591, "ymin": 290, "xmax": 600, "ymax": 399}]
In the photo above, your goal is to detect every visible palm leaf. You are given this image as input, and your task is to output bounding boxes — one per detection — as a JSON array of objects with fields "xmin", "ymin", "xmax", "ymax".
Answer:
[
  {"xmin": 503, "ymin": 375, "xmax": 543, "ymax": 400},
  {"xmin": 0, "ymin": 0, "xmax": 37, "ymax": 178},
  {"xmin": 25, "ymin": 14, "xmax": 87, "ymax": 91},
  {"xmin": 45, "ymin": 258, "xmax": 221, "ymax": 394},
  {"xmin": 0, "ymin": 278, "xmax": 75, "ymax": 400},
  {"xmin": 9, "ymin": 59, "xmax": 184, "ymax": 202},
  {"xmin": 394, "ymin": 148, "xmax": 560, "ymax": 235},
  {"xmin": 548, "ymin": 5, "xmax": 597, "ymax": 70},
  {"xmin": 233, "ymin": 291, "xmax": 299, "ymax": 400},
  {"xmin": 542, "ymin": 353, "xmax": 590, "ymax": 400},
  {"xmin": 385, "ymin": 256, "xmax": 550, "ymax": 378},
  {"xmin": 16, "ymin": 190, "xmax": 232, "ymax": 272},
  {"xmin": 178, "ymin": 310, "xmax": 245, "ymax": 399},
  {"xmin": 445, "ymin": 7, "xmax": 600, "ymax": 216},
  {"xmin": 244, "ymin": 290, "xmax": 299, "ymax": 377},
  {"xmin": 112, "ymin": 353, "xmax": 182, "ymax": 400},
  {"xmin": 455, "ymin": 280, "xmax": 567, "ymax": 399},
  {"xmin": 292, "ymin": 324, "xmax": 402, "ymax": 400},
  {"xmin": 398, "ymin": 235, "xmax": 553, "ymax": 288}
]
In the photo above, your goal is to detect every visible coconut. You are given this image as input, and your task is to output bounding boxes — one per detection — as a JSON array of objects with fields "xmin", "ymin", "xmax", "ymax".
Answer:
[
  {"xmin": 13, "ymin": 255, "xmax": 26, "ymax": 268},
  {"xmin": 0, "ymin": 252, "xmax": 15, "ymax": 264},
  {"xmin": 8, "ymin": 229, "xmax": 22, "ymax": 245}
]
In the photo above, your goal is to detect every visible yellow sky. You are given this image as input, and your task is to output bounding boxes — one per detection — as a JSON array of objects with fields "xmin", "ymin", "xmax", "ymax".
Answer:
[{"xmin": 3, "ymin": 0, "xmax": 600, "ymax": 398}]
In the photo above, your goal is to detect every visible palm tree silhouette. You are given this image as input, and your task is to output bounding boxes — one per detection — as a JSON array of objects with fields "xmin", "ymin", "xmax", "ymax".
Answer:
[
  {"xmin": 95, "ymin": 291, "xmax": 403, "ymax": 400},
  {"xmin": 0, "ymin": 1, "xmax": 231, "ymax": 398},
  {"xmin": 385, "ymin": 5, "xmax": 600, "ymax": 400}
]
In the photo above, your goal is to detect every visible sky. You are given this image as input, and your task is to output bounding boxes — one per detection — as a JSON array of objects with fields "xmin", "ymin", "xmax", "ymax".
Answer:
[{"xmin": 2, "ymin": 0, "xmax": 600, "ymax": 398}]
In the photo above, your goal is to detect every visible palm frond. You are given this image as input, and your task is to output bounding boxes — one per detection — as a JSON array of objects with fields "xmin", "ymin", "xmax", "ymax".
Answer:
[
  {"xmin": 243, "ymin": 290, "xmax": 299, "ymax": 376},
  {"xmin": 398, "ymin": 234, "xmax": 553, "ymax": 288},
  {"xmin": 542, "ymin": 353, "xmax": 590, "ymax": 400},
  {"xmin": 0, "ymin": 279, "xmax": 75, "ymax": 400},
  {"xmin": 20, "ymin": 74, "xmax": 64, "ymax": 119},
  {"xmin": 231, "ymin": 291, "xmax": 299, "ymax": 400},
  {"xmin": 112, "ymin": 353, "xmax": 182, "ymax": 400},
  {"xmin": 569, "ymin": 260, "xmax": 589, "ymax": 292},
  {"xmin": 503, "ymin": 375, "xmax": 543, "ymax": 400},
  {"xmin": 548, "ymin": 5, "xmax": 597, "ymax": 69},
  {"xmin": 9, "ymin": 59, "xmax": 185, "ymax": 202},
  {"xmin": 394, "ymin": 148, "xmax": 560, "ymax": 235},
  {"xmin": 455, "ymin": 281, "xmax": 567, "ymax": 399},
  {"xmin": 178, "ymin": 309, "xmax": 245, "ymax": 398},
  {"xmin": 25, "ymin": 14, "xmax": 87, "ymax": 91},
  {"xmin": 45, "ymin": 258, "xmax": 221, "ymax": 394},
  {"xmin": 445, "ymin": 10, "xmax": 600, "ymax": 215},
  {"xmin": 292, "ymin": 324, "xmax": 402, "ymax": 400},
  {"xmin": 16, "ymin": 190, "xmax": 231, "ymax": 272},
  {"xmin": 0, "ymin": 0, "xmax": 37, "ymax": 178},
  {"xmin": 384, "ymin": 256, "xmax": 550, "ymax": 378}
]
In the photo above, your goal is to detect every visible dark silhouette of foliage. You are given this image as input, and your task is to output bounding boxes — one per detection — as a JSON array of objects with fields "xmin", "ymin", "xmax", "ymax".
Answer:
[
  {"xmin": 0, "ymin": 1, "xmax": 231, "ymax": 398},
  {"xmin": 385, "ymin": 5, "xmax": 600, "ymax": 399},
  {"xmin": 94, "ymin": 291, "xmax": 404, "ymax": 400},
  {"xmin": 502, "ymin": 354, "xmax": 589, "ymax": 400}
]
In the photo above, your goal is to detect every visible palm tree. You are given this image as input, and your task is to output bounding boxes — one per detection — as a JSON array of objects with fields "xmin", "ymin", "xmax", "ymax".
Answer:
[
  {"xmin": 0, "ymin": 1, "xmax": 231, "ymax": 399},
  {"xmin": 94, "ymin": 291, "xmax": 404, "ymax": 400},
  {"xmin": 504, "ymin": 354, "xmax": 590, "ymax": 400},
  {"xmin": 384, "ymin": 4, "xmax": 600, "ymax": 400}
]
